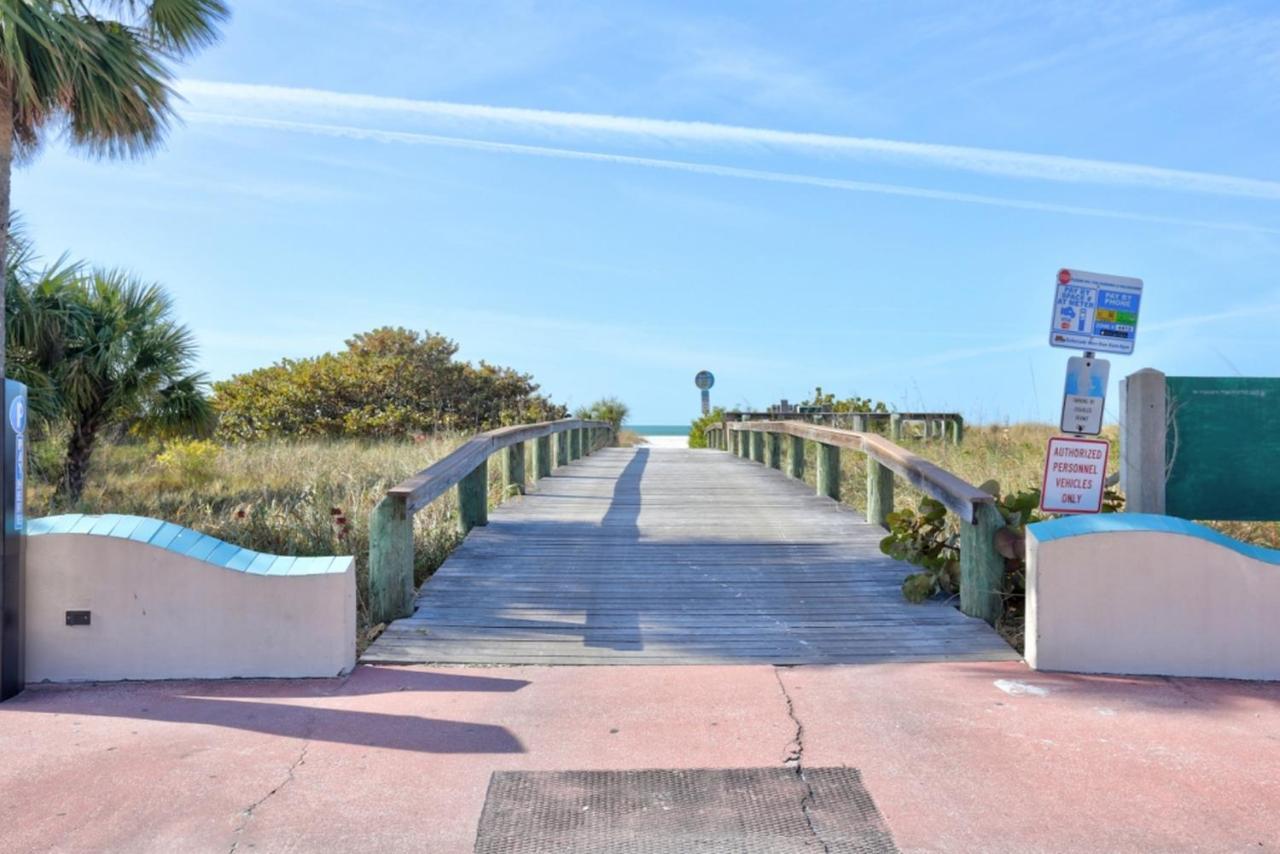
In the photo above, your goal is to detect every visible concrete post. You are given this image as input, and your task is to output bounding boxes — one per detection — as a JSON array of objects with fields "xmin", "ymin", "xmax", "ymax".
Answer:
[{"xmin": 1120, "ymin": 369, "xmax": 1167, "ymax": 514}]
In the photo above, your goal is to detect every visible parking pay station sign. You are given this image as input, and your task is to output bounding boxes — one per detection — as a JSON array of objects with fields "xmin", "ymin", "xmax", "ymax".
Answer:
[{"xmin": 1050, "ymin": 268, "xmax": 1142, "ymax": 355}]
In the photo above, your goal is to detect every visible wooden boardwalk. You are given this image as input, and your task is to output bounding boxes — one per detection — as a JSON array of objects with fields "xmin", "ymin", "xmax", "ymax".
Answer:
[{"xmin": 363, "ymin": 446, "xmax": 1019, "ymax": 665}]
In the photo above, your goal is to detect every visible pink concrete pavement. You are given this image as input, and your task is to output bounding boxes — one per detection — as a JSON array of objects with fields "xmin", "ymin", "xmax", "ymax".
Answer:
[{"xmin": 2, "ymin": 661, "xmax": 1277, "ymax": 852}]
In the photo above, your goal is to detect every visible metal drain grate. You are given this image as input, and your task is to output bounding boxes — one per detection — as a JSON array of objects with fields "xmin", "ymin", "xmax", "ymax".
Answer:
[{"xmin": 473, "ymin": 767, "xmax": 898, "ymax": 853}]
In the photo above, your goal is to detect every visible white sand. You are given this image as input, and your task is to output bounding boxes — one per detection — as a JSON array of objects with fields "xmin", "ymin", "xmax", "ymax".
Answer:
[{"xmin": 638, "ymin": 434, "xmax": 689, "ymax": 449}]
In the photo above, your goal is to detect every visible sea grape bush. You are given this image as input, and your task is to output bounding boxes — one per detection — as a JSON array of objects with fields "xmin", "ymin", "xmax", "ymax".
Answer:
[
  {"xmin": 882, "ymin": 480, "xmax": 1124, "ymax": 648},
  {"xmin": 214, "ymin": 327, "xmax": 567, "ymax": 441}
]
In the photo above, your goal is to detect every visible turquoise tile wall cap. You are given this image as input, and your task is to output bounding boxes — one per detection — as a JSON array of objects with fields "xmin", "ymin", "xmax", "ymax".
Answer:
[
  {"xmin": 1028, "ymin": 513, "xmax": 1280, "ymax": 566},
  {"xmin": 26, "ymin": 515, "xmax": 353, "ymax": 575}
]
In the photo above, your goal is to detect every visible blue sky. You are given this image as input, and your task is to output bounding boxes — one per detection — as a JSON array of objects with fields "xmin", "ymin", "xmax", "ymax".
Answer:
[{"xmin": 16, "ymin": 1, "xmax": 1280, "ymax": 424}]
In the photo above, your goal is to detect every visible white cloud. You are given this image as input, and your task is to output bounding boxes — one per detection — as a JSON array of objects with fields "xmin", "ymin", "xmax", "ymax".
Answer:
[
  {"xmin": 179, "ymin": 79, "xmax": 1280, "ymax": 200},
  {"xmin": 184, "ymin": 111, "xmax": 1280, "ymax": 236}
]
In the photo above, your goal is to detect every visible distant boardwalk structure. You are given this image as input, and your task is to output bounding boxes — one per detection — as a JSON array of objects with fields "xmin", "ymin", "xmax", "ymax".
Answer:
[{"xmin": 364, "ymin": 445, "xmax": 1015, "ymax": 665}]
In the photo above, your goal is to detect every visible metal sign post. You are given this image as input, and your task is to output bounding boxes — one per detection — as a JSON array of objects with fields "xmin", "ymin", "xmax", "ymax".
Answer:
[
  {"xmin": 694, "ymin": 370, "xmax": 715, "ymax": 415},
  {"xmin": 1042, "ymin": 268, "xmax": 1140, "ymax": 515}
]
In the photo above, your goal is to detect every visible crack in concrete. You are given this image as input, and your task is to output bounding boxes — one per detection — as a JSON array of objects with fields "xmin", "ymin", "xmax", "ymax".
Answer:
[
  {"xmin": 774, "ymin": 667, "xmax": 830, "ymax": 854},
  {"xmin": 228, "ymin": 739, "xmax": 310, "ymax": 854}
]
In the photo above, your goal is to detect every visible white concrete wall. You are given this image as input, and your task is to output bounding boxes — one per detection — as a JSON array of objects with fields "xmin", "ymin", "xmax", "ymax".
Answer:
[
  {"xmin": 26, "ymin": 534, "xmax": 356, "ymax": 681},
  {"xmin": 1027, "ymin": 520, "xmax": 1280, "ymax": 680}
]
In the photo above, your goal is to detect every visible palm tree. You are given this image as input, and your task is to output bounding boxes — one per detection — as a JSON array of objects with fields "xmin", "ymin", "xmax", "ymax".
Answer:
[
  {"xmin": 7, "ymin": 263, "xmax": 214, "ymax": 500},
  {"xmin": 0, "ymin": 0, "xmax": 229, "ymax": 380}
]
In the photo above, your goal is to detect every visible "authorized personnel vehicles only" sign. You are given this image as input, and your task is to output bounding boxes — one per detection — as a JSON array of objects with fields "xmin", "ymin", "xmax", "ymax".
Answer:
[{"xmin": 1039, "ymin": 436, "xmax": 1109, "ymax": 514}]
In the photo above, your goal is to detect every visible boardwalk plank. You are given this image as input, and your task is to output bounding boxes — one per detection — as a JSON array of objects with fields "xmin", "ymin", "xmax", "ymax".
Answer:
[{"xmin": 362, "ymin": 446, "xmax": 1020, "ymax": 665}]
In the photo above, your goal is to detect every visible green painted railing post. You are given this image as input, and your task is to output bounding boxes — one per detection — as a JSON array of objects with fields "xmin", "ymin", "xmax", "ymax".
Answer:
[
  {"xmin": 866, "ymin": 458, "xmax": 894, "ymax": 528},
  {"xmin": 890, "ymin": 413, "xmax": 903, "ymax": 440},
  {"xmin": 732, "ymin": 431, "xmax": 742, "ymax": 456},
  {"xmin": 750, "ymin": 431, "xmax": 764, "ymax": 463},
  {"xmin": 457, "ymin": 459, "xmax": 489, "ymax": 533},
  {"xmin": 960, "ymin": 502, "xmax": 1004, "ymax": 625},
  {"xmin": 569, "ymin": 428, "xmax": 581, "ymax": 460},
  {"xmin": 765, "ymin": 432, "xmax": 781, "ymax": 469},
  {"xmin": 533, "ymin": 434, "xmax": 552, "ymax": 481},
  {"xmin": 502, "ymin": 442, "xmax": 525, "ymax": 496},
  {"xmin": 740, "ymin": 432, "xmax": 751, "ymax": 459},
  {"xmin": 369, "ymin": 494, "xmax": 414, "ymax": 624},
  {"xmin": 815, "ymin": 442, "xmax": 840, "ymax": 501},
  {"xmin": 951, "ymin": 416, "xmax": 965, "ymax": 445},
  {"xmin": 581, "ymin": 427, "xmax": 591, "ymax": 456},
  {"xmin": 555, "ymin": 430, "xmax": 570, "ymax": 467},
  {"xmin": 786, "ymin": 435, "xmax": 805, "ymax": 479}
]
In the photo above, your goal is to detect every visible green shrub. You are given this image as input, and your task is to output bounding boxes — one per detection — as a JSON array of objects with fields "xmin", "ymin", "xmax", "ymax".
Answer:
[
  {"xmin": 575, "ymin": 396, "xmax": 629, "ymax": 433},
  {"xmin": 214, "ymin": 327, "xmax": 566, "ymax": 441},
  {"xmin": 155, "ymin": 439, "xmax": 220, "ymax": 487},
  {"xmin": 687, "ymin": 407, "xmax": 726, "ymax": 449}
]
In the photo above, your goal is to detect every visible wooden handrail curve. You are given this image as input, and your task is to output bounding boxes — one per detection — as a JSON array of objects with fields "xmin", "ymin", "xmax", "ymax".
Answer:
[
  {"xmin": 390, "ymin": 418, "xmax": 611, "ymax": 513},
  {"xmin": 725, "ymin": 420, "xmax": 992, "ymax": 523},
  {"xmin": 369, "ymin": 417, "xmax": 613, "ymax": 624},
  {"xmin": 707, "ymin": 419, "xmax": 1005, "ymax": 625}
]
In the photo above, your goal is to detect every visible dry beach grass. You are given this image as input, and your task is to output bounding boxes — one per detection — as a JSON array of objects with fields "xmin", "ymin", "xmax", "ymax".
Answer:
[{"xmin": 28, "ymin": 422, "xmax": 1278, "ymax": 645}]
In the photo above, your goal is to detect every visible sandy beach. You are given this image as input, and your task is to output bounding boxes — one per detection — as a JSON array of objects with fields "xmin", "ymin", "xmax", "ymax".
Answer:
[{"xmin": 638, "ymin": 433, "xmax": 689, "ymax": 448}]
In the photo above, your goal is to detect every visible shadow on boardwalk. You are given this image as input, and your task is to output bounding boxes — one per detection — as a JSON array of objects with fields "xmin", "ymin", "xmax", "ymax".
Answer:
[{"xmin": 366, "ymin": 447, "xmax": 1019, "ymax": 665}]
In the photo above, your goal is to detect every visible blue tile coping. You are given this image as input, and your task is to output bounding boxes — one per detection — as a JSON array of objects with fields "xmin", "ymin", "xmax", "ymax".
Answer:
[
  {"xmin": 1028, "ymin": 512, "xmax": 1280, "ymax": 566},
  {"xmin": 27, "ymin": 514, "xmax": 352, "ymax": 576}
]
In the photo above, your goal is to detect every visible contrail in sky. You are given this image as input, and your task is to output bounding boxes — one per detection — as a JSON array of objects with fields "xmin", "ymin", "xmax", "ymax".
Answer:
[
  {"xmin": 179, "ymin": 79, "xmax": 1280, "ymax": 201},
  {"xmin": 185, "ymin": 111, "xmax": 1280, "ymax": 236}
]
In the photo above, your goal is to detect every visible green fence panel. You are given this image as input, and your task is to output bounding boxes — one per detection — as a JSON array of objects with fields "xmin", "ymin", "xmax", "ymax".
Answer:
[{"xmin": 1165, "ymin": 376, "xmax": 1280, "ymax": 521}]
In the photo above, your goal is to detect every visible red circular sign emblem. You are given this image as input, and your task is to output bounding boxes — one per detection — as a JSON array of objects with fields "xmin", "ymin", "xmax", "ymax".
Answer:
[{"xmin": 1057, "ymin": 268, "xmax": 1072, "ymax": 285}]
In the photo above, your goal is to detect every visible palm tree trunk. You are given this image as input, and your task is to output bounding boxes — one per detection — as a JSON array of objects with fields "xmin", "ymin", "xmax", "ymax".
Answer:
[
  {"xmin": 0, "ymin": 75, "xmax": 11, "ymax": 376},
  {"xmin": 62, "ymin": 419, "xmax": 100, "ymax": 504}
]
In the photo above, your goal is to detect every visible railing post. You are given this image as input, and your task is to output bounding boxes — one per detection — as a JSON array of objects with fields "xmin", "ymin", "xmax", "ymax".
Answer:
[
  {"xmin": 960, "ymin": 502, "xmax": 1004, "ymax": 624},
  {"xmin": 569, "ymin": 428, "xmax": 581, "ymax": 460},
  {"xmin": 816, "ymin": 442, "xmax": 840, "ymax": 501},
  {"xmin": 786, "ymin": 435, "xmax": 804, "ymax": 479},
  {"xmin": 865, "ymin": 458, "xmax": 894, "ymax": 528},
  {"xmin": 533, "ymin": 434, "xmax": 552, "ymax": 481},
  {"xmin": 740, "ymin": 432, "xmax": 751, "ymax": 459},
  {"xmin": 890, "ymin": 413, "xmax": 903, "ymax": 440},
  {"xmin": 1120, "ymin": 368, "xmax": 1167, "ymax": 514},
  {"xmin": 749, "ymin": 431, "xmax": 764, "ymax": 463},
  {"xmin": 581, "ymin": 427, "xmax": 591, "ymax": 456},
  {"xmin": 502, "ymin": 442, "xmax": 526, "ymax": 496},
  {"xmin": 369, "ymin": 494, "xmax": 414, "ymax": 624},
  {"xmin": 951, "ymin": 416, "xmax": 964, "ymax": 445},
  {"xmin": 764, "ymin": 432, "xmax": 781, "ymax": 469},
  {"xmin": 457, "ymin": 458, "xmax": 488, "ymax": 533}
]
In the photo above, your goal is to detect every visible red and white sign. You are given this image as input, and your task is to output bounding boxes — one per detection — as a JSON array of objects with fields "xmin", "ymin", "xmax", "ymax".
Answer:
[{"xmin": 1039, "ymin": 436, "xmax": 1109, "ymax": 514}]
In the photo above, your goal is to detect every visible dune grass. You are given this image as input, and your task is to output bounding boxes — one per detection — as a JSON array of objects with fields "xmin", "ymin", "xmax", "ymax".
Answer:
[{"xmin": 28, "ymin": 435, "xmax": 482, "ymax": 635}]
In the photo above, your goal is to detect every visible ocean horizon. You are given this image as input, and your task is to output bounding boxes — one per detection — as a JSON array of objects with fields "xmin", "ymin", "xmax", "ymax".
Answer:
[{"xmin": 629, "ymin": 424, "xmax": 689, "ymax": 436}]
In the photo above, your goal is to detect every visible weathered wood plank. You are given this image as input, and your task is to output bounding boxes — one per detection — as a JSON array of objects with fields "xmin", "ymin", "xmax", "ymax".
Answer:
[{"xmin": 363, "ymin": 445, "xmax": 1017, "ymax": 666}]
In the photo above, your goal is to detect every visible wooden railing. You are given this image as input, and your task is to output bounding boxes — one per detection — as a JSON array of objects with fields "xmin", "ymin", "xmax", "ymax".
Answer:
[
  {"xmin": 368, "ymin": 418, "xmax": 614, "ymax": 624},
  {"xmin": 704, "ymin": 420, "xmax": 1004, "ymax": 624},
  {"xmin": 724, "ymin": 411, "xmax": 965, "ymax": 443}
]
